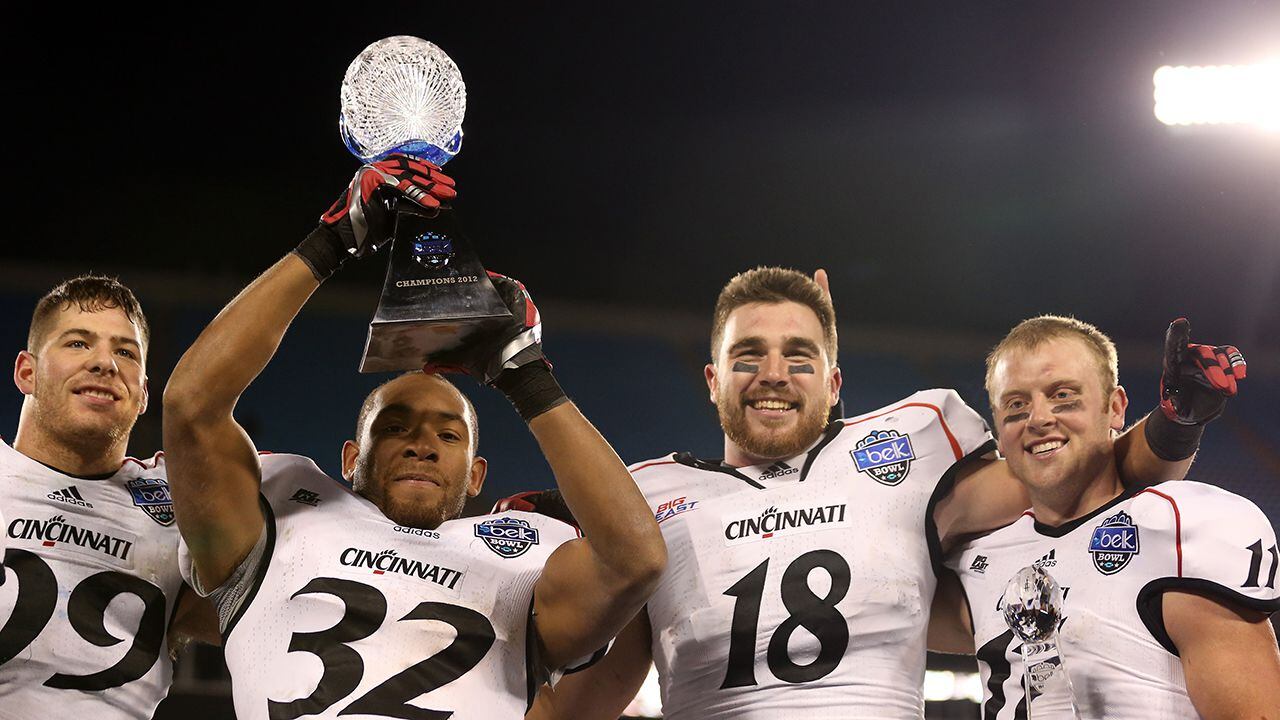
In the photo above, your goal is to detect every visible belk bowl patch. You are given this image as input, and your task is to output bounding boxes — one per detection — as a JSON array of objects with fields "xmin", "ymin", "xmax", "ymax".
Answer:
[
  {"xmin": 851, "ymin": 430, "xmax": 914, "ymax": 486},
  {"xmin": 126, "ymin": 477, "xmax": 175, "ymax": 526},
  {"xmin": 475, "ymin": 517, "xmax": 540, "ymax": 558},
  {"xmin": 1089, "ymin": 510, "xmax": 1139, "ymax": 575}
]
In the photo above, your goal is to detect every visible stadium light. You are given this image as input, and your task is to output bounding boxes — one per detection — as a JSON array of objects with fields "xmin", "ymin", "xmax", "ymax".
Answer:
[
  {"xmin": 923, "ymin": 670, "xmax": 984, "ymax": 703},
  {"xmin": 1153, "ymin": 61, "xmax": 1280, "ymax": 130},
  {"xmin": 621, "ymin": 667, "xmax": 984, "ymax": 716}
]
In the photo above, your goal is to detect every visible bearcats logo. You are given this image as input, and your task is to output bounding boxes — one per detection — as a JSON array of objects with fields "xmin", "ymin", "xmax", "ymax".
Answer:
[
  {"xmin": 126, "ymin": 478, "xmax": 175, "ymax": 526},
  {"xmin": 1089, "ymin": 510, "xmax": 1139, "ymax": 575},
  {"xmin": 475, "ymin": 517, "xmax": 540, "ymax": 558},
  {"xmin": 851, "ymin": 430, "xmax": 915, "ymax": 486}
]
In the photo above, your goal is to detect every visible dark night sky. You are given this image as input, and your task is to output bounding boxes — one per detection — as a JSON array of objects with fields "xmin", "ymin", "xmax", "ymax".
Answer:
[{"xmin": 5, "ymin": 1, "xmax": 1278, "ymax": 346}]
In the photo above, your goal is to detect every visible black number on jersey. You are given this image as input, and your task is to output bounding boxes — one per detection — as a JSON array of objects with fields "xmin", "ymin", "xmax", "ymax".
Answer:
[
  {"xmin": 720, "ymin": 549, "xmax": 851, "ymax": 689},
  {"xmin": 0, "ymin": 549, "xmax": 166, "ymax": 690},
  {"xmin": 268, "ymin": 577, "xmax": 496, "ymax": 720},
  {"xmin": 975, "ymin": 628, "xmax": 1028, "ymax": 720},
  {"xmin": 1243, "ymin": 540, "xmax": 1279, "ymax": 589}
]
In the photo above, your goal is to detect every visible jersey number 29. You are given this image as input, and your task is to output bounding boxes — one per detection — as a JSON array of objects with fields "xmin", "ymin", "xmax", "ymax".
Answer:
[{"xmin": 0, "ymin": 549, "xmax": 166, "ymax": 690}]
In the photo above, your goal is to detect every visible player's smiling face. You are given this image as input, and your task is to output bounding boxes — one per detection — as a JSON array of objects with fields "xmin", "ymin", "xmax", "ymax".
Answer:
[
  {"xmin": 343, "ymin": 373, "xmax": 486, "ymax": 530},
  {"xmin": 16, "ymin": 305, "xmax": 149, "ymax": 451},
  {"xmin": 990, "ymin": 336, "xmax": 1127, "ymax": 498},
  {"xmin": 707, "ymin": 301, "xmax": 841, "ymax": 466}
]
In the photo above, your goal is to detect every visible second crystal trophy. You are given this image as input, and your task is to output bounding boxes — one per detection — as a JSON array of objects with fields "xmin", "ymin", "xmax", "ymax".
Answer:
[
  {"xmin": 1002, "ymin": 565, "xmax": 1082, "ymax": 719},
  {"xmin": 339, "ymin": 35, "xmax": 512, "ymax": 373}
]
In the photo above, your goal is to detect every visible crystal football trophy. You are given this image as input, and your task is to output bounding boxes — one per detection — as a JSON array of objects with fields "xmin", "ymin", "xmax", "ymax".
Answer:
[
  {"xmin": 340, "ymin": 35, "xmax": 512, "ymax": 373},
  {"xmin": 1002, "ymin": 565, "xmax": 1082, "ymax": 719}
]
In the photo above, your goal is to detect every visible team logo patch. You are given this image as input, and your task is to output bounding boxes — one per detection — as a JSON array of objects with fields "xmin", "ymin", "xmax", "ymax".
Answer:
[
  {"xmin": 474, "ymin": 517, "xmax": 540, "ymax": 558},
  {"xmin": 126, "ymin": 478, "xmax": 174, "ymax": 526},
  {"xmin": 851, "ymin": 430, "xmax": 915, "ymax": 485},
  {"xmin": 1089, "ymin": 510, "xmax": 1139, "ymax": 575}
]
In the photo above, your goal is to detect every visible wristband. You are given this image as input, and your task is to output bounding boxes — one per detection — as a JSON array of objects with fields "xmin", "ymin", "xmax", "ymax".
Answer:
[
  {"xmin": 293, "ymin": 225, "xmax": 350, "ymax": 282},
  {"xmin": 1143, "ymin": 409, "xmax": 1204, "ymax": 462},
  {"xmin": 492, "ymin": 363, "xmax": 568, "ymax": 423}
]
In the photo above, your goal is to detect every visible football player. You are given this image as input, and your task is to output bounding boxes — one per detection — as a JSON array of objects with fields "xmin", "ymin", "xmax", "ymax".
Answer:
[
  {"xmin": 939, "ymin": 315, "xmax": 1277, "ymax": 718},
  {"xmin": 1, "ymin": 275, "xmax": 217, "ymax": 719},
  {"xmin": 523, "ymin": 267, "xmax": 1221, "ymax": 720},
  {"xmin": 162, "ymin": 155, "xmax": 666, "ymax": 720}
]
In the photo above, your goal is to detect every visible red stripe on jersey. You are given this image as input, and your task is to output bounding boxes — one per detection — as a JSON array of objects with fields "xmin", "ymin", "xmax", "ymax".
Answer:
[
  {"xmin": 841, "ymin": 402, "xmax": 964, "ymax": 460},
  {"xmin": 630, "ymin": 459, "xmax": 679, "ymax": 474},
  {"xmin": 1137, "ymin": 488, "xmax": 1183, "ymax": 576}
]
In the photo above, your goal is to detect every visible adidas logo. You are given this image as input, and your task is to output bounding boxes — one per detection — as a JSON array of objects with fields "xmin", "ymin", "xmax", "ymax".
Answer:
[
  {"xmin": 1033, "ymin": 548, "xmax": 1057, "ymax": 569},
  {"xmin": 759, "ymin": 462, "xmax": 799, "ymax": 481},
  {"xmin": 47, "ymin": 486, "xmax": 93, "ymax": 509}
]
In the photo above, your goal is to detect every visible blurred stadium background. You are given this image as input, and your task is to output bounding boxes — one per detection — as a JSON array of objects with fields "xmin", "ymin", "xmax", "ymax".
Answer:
[{"xmin": 2, "ymin": 1, "xmax": 1276, "ymax": 717}]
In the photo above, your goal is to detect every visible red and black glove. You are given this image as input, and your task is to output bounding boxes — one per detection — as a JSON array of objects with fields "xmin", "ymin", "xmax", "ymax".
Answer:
[
  {"xmin": 1158, "ymin": 318, "xmax": 1246, "ymax": 425},
  {"xmin": 294, "ymin": 154, "xmax": 457, "ymax": 281},
  {"xmin": 490, "ymin": 489, "xmax": 579, "ymax": 530},
  {"xmin": 425, "ymin": 272, "xmax": 568, "ymax": 422},
  {"xmin": 1145, "ymin": 318, "xmax": 1246, "ymax": 460}
]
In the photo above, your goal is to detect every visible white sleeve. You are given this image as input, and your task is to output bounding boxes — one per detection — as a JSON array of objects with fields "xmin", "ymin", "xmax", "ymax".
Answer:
[
  {"xmin": 1135, "ymin": 483, "xmax": 1280, "ymax": 654},
  {"xmin": 933, "ymin": 388, "xmax": 996, "ymax": 459},
  {"xmin": 178, "ymin": 521, "xmax": 269, "ymax": 634}
]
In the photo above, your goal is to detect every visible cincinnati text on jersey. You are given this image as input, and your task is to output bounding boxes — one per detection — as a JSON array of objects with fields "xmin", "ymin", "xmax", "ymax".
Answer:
[
  {"xmin": 339, "ymin": 547, "xmax": 464, "ymax": 590},
  {"xmin": 7, "ymin": 514, "xmax": 135, "ymax": 561},
  {"xmin": 722, "ymin": 502, "xmax": 849, "ymax": 545}
]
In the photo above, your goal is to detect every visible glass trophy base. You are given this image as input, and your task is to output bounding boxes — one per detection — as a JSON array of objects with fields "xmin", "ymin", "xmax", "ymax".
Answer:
[{"xmin": 358, "ymin": 207, "xmax": 510, "ymax": 373}]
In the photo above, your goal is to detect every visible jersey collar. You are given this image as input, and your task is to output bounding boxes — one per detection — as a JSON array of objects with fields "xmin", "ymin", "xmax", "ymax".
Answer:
[
  {"xmin": 1029, "ymin": 485, "xmax": 1138, "ymax": 538},
  {"xmin": 675, "ymin": 421, "xmax": 847, "ymax": 489}
]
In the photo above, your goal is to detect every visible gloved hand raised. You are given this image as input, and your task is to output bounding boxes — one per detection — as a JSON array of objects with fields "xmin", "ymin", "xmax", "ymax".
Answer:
[
  {"xmin": 294, "ymin": 154, "xmax": 457, "ymax": 281},
  {"xmin": 424, "ymin": 272, "xmax": 569, "ymax": 422},
  {"xmin": 1158, "ymin": 318, "xmax": 1246, "ymax": 426},
  {"xmin": 1145, "ymin": 318, "xmax": 1246, "ymax": 461}
]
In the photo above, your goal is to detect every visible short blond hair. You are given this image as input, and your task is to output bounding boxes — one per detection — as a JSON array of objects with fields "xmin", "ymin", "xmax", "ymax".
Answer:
[
  {"xmin": 711, "ymin": 267, "xmax": 838, "ymax": 363},
  {"xmin": 985, "ymin": 315, "xmax": 1118, "ymax": 405}
]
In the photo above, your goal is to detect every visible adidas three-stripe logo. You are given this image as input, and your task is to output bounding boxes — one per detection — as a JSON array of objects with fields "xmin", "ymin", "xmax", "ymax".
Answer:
[
  {"xmin": 47, "ymin": 486, "xmax": 93, "ymax": 508},
  {"xmin": 759, "ymin": 461, "xmax": 799, "ymax": 481},
  {"xmin": 1032, "ymin": 548, "xmax": 1057, "ymax": 568}
]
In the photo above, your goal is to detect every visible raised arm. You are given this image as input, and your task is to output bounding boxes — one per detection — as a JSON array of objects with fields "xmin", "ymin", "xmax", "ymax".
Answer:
[
  {"xmin": 1129, "ymin": 317, "xmax": 1246, "ymax": 483},
  {"xmin": 164, "ymin": 256, "xmax": 321, "ymax": 588},
  {"xmin": 438, "ymin": 275, "xmax": 666, "ymax": 670},
  {"xmin": 164, "ymin": 155, "xmax": 455, "ymax": 590}
]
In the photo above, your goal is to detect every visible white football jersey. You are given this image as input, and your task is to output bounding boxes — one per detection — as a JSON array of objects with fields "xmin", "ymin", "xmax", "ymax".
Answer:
[
  {"xmin": 0, "ymin": 440, "xmax": 182, "ymax": 720},
  {"xmin": 634, "ymin": 389, "xmax": 993, "ymax": 719},
  {"xmin": 182, "ymin": 452, "xmax": 579, "ymax": 720},
  {"xmin": 947, "ymin": 481, "xmax": 1280, "ymax": 720}
]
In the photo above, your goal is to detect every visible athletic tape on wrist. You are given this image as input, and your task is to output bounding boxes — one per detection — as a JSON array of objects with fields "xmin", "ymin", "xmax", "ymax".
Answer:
[
  {"xmin": 493, "ymin": 363, "xmax": 568, "ymax": 423},
  {"xmin": 1144, "ymin": 409, "xmax": 1205, "ymax": 462},
  {"xmin": 293, "ymin": 225, "xmax": 349, "ymax": 282}
]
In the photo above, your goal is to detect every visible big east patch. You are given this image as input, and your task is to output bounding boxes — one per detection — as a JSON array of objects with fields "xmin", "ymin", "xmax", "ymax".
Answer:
[{"xmin": 475, "ymin": 517, "xmax": 541, "ymax": 558}]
